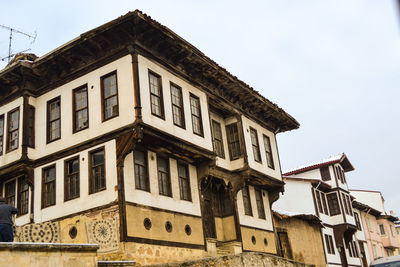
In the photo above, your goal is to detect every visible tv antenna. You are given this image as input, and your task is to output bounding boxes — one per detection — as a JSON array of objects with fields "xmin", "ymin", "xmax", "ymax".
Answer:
[{"xmin": 0, "ymin": 24, "xmax": 37, "ymax": 63}]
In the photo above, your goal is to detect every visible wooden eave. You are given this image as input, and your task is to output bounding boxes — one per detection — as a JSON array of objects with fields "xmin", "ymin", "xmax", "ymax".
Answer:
[{"xmin": 0, "ymin": 10, "xmax": 299, "ymax": 132}]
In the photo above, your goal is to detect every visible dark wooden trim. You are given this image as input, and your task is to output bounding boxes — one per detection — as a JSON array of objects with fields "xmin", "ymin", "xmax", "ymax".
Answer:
[
  {"xmin": 27, "ymin": 105, "xmax": 35, "ymax": 149},
  {"xmin": 125, "ymin": 201, "xmax": 202, "ymax": 219},
  {"xmin": 189, "ymin": 93, "xmax": 204, "ymax": 137},
  {"xmin": 88, "ymin": 146, "xmax": 106, "ymax": 194},
  {"xmin": 237, "ymin": 115, "xmax": 248, "ymax": 164},
  {"xmin": 249, "ymin": 127, "xmax": 262, "ymax": 163},
  {"xmin": 100, "ymin": 70, "xmax": 119, "ymax": 122},
  {"xmin": 125, "ymin": 236, "xmax": 204, "ymax": 250},
  {"xmin": 17, "ymin": 176, "xmax": 29, "ymax": 216},
  {"xmin": 177, "ymin": 161, "xmax": 192, "ymax": 202},
  {"xmin": 72, "ymin": 84, "xmax": 89, "ymax": 133},
  {"xmin": 170, "ymin": 81, "xmax": 185, "ymax": 129},
  {"xmin": 264, "ymin": 134, "xmax": 275, "ymax": 170},
  {"xmin": 148, "ymin": 69, "xmax": 165, "ymax": 120},
  {"xmin": 21, "ymin": 95, "xmax": 29, "ymax": 159},
  {"xmin": 41, "ymin": 164, "xmax": 57, "ymax": 209},
  {"xmin": 133, "ymin": 148, "xmax": 150, "ymax": 192},
  {"xmin": 6, "ymin": 106, "xmax": 20, "ymax": 153},
  {"xmin": 156, "ymin": 155, "xmax": 172, "ymax": 197},
  {"xmin": 131, "ymin": 52, "xmax": 142, "ymax": 120},
  {"xmin": 240, "ymin": 224, "xmax": 275, "ymax": 233},
  {"xmin": 63, "ymin": 155, "xmax": 80, "ymax": 202},
  {"xmin": 226, "ymin": 122, "xmax": 242, "ymax": 161},
  {"xmin": 337, "ymin": 190, "xmax": 347, "ymax": 223},
  {"xmin": 0, "ymin": 114, "xmax": 4, "ymax": 156},
  {"xmin": 46, "ymin": 96, "xmax": 61, "ymax": 144},
  {"xmin": 311, "ymin": 187, "xmax": 320, "ymax": 217},
  {"xmin": 210, "ymin": 119, "xmax": 225, "ymax": 159}
]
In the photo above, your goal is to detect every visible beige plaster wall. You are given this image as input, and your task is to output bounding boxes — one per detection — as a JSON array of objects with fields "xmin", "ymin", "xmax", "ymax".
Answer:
[{"xmin": 240, "ymin": 226, "xmax": 276, "ymax": 254}]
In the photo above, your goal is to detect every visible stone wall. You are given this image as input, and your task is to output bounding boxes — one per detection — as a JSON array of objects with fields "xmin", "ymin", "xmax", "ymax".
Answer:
[{"xmin": 142, "ymin": 252, "xmax": 315, "ymax": 267}]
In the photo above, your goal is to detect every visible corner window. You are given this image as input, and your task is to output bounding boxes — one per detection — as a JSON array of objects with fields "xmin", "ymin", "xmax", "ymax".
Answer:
[
  {"xmin": 148, "ymin": 71, "xmax": 164, "ymax": 119},
  {"xmin": 250, "ymin": 128, "xmax": 261, "ymax": 163},
  {"xmin": 47, "ymin": 97, "xmax": 61, "ymax": 143},
  {"xmin": 226, "ymin": 123, "xmax": 242, "ymax": 160},
  {"xmin": 27, "ymin": 105, "xmax": 35, "ymax": 148},
  {"xmin": 211, "ymin": 120, "xmax": 225, "ymax": 158},
  {"xmin": 355, "ymin": 212, "xmax": 362, "ymax": 231},
  {"xmin": 134, "ymin": 150, "xmax": 149, "ymax": 191},
  {"xmin": 65, "ymin": 157, "xmax": 80, "ymax": 201},
  {"xmin": 170, "ymin": 83, "xmax": 185, "ymax": 128},
  {"xmin": 18, "ymin": 178, "xmax": 29, "ymax": 215},
  {"xmin": 327, "ymin": 192, "xmax": 341, "ymax": 216},
  {"xmin": 89, "ymin": 148, "xmax": 106, "ymax": 194},
  {"xmin": 7, "ymin": 108, "xmax": 20, "ymax": 151},
  {"xmin": 73, "ymin": 85, "xmax": 89, "ymax": 132},
  {"xmin": 255, "ymin": 188, "xmax": 265, "ymax": 219},
  {"xmin": 101, "ymin": 72, "xmax": 119, "ymax": 121},
  {"xmin": 5, "ymin": 180, "xmax": 16, "ymax": 207},
  {"xmin": 263, "ymin": 135, "xmax": 274, "ymax": 169},
  {"xmin": 0, "ymin": 114, "xmax": 4, "ymax": 155},
  {"xmin": 242, "ymin": 186, "xmax": 252, "ymax": 216},
  {"xmin": 190, "ymin": 94, "xmax": 203, "ymax": 136},
  {"xmin": 157, "ymin": 156, "xmax": 171, "ymax": 197},
  {"xmin": 42, "ymin": 165, "xmax": 56, "ymax": 208},
  {"xmin": 178, "ymin": 162, "xmax": 191, "ymax": 201}
]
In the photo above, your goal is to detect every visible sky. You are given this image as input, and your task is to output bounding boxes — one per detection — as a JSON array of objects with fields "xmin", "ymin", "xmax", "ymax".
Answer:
[{"xmin": 1, "ymin": 1, "xmax": 400, "ymax": 214}]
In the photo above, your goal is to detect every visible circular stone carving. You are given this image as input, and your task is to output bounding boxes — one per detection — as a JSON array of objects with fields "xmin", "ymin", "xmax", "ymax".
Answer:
[
  {"xmin": 144, "ymin": 218, "xmax": 152, "ymax": 230},
  {"xmin": 91, "ymin": 220, "xmax": 113, "ymax": 245},
  {"xmin": 69, "ymin": 226, "xmax": 78, "ymax": 239},
  {"xmin": 264, "ymin": 238, "xmax": 268, "ymax": 246},
  {"xmin": 251, "ymin": 236, "xmax": 256, "ymax": 245},
  {"xmin": 185, "ymin": 224, "xmax": 192, "ymax": 236},
  {"xmin": 26, "ymin": 222, "xmax": 59, "ymax": 243},
  {"xmin": 165, "ymin": 221, "xmax": 173, "ymax": 233}
]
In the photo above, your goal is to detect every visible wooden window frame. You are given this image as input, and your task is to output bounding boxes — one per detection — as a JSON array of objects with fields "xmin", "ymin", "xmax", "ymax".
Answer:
[
  {"xmin": 6, "ymin": 107, "xmax": 20, "ymax": 152},
  {"xmin": 255, "ymin": 188, "xmax": 266, "ymax": 219},
  {"xmin": 355, "ymin": 212, "xmax": 362, "ymax": 231},
  {"xmin": 250, "ymin": 127, "xmax": 262, "ymax": 163},
  {"xmin": 64, "ymin": 156, "xmax": 80, "ymax": 201},
  {"xmin": 347, "ymin": 195, "xmax": 353, "ymax": 216},
  {"xmin": 148, "ymin": 70, "xmax": 164, "ymax": 119},
  {"xmin": 170, "ymin": 82, "xmax": 185, "ymax": 129},
  {"xmin": 5, "ymin": 180, "xmax": 16, "ymax": 208},
  {"xmin": 189, "ymin": 93, "xmax": 203, "ymax": 137},
  {"xmin": 321, "ymin": 192, "xmax": 329, "ymax": 215},
  {"xmin": 327, "ymin": 192, "xmax": 341, "ymax": 216},
  {"xmin": 46, "ymin": 97, "xmax": 61, "ymax": 143},
  {"xmin": 211, "ymin": 120, "xmax": 225, "ymax": 158},
  {"xmin": 101, "ymin": 71, "xmax": 119, "ymax": 122},
  {"xmin": 17, "ymin": 177, "xmax": 29, "ymax": 215},
  {"xmin": 178, "ymin": 162, "xmax": 192, "ymax": 201},
  {"xmin": 157, "ymin": 156, "xmax": 172, "ymax": 197},
  {"xmin": 342, "ymin": 192, "xmax": 350, "ymax": 215},
  {"xmin": 27, "ymin": 105, "xmax": 35, "ymax": 148},
  {"xmin": 320, "ymin": 166, "xmax": 331, "ymax": 181},
  {"xmin": 89, "ymin": 147, "xmax": 106, "ymax": 194},
  {"xmin": 42, "ymin": 164, "xmax": 56, "ymax": 209},
  {"xmin": 263, "ymin": 134, "xmax": 275, "ymax": 169},
  {"xmin": 379, "ymin": 224, "xmax": 386, "ymax": 236},
  {"xmin": 72, "ymin": 85, "xmax": 89, "ymax": 133},
  {"xmin": 0, "ymin": 114, "xmax": 4, "ymax": 155},
  {"xmin": 315, "ymin": 189, "xmax": 324, "ymax": 214},
  {"xmin": 226, "ymin": 123, "xmax": 242, "ymax": 160},
  {"xmin": 242, "ymin": 186, "xmax": 253, "ymax": 216},
  {"xmin": 134, "ymin": 150, "xmax": 150, "ymax": 192}
]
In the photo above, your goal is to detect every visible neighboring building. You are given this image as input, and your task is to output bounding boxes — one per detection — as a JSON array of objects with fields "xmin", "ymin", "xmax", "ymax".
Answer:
[
  {"xmin": 0, "ymin": 10, "xmax": 299, "ymax": 265},
  {"xmin": 273, "ymin": 153, "xmax": 364, "ymax": 267},
  {"xmin": 351, "ymin": 190, "xmax": 400, "ymax": 261},
  {"xmin": 273, "ymin": 210, "xmax": 326, "ymax": 267}
]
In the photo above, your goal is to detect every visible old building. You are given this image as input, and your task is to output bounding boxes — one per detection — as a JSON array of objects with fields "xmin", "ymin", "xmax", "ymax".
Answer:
[
  {"xmin": 351, "ymin": 190, "xmax": 400, "ymax": 261},
  {"xmin": 273, "ymin": 153, "xmax": 365, "ymax": 267},
  {"xmin": 0, "ymin": 10, "xmax": 299, "ymax": 265}
]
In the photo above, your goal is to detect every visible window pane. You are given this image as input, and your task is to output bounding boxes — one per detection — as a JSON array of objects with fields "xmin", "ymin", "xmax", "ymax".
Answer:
[
  {"xmin": 263, "ymin": 135, "xmax": 274, "ymax": 169},
  {"xmin": 242, "ymin": 186, "xmax": 252, "ymax": 216}
]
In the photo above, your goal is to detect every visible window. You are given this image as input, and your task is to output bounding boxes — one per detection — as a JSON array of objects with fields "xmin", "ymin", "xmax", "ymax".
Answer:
[
  {"xmin": 157, "ymin": 156, "xmax": 171, "ymax": 197},
  {"xmin": 226, "ymin": 123, "xmax": 241, "ymax": 160},
  {"xmin": 315, "ymin": 190, "xmax": 329, "ymax": 215},
  {"xmin": 347, "ymin": 195, "xmax": 353, "ymax": 216},
  {"xmin": 47, "ymin": 97, "xmax": 61, "ymax": 143},
  {"xmin": 7, "ymin": 108, "xmax": 19, "ymax": 151},
  {"xmin": 263, "ymin": 135, "xmax": 275, "ymax": 169},
  {"xmin": 27, "ymin": 106, "xmax": 35, "ymax": 147},
  {"xmin": 255, "ymin": 188, "xmax": 265, "ymax": 219},
  {"xmin": 42, "ymin": 165, "xmax": 56, "ymax": 208},
  {"xmin": 65, "ymin": 157, "xmax": 80, "ymax": 201},
  {"xmin": 347, "ymin": 241, "xmax": 358, "ymax": 257},
  {"xmin": 373, "ymin": 244, "xmax": 377, "ymax": 259},
  {"xmin": 170, "ymin": 83, "xmax": 185, "ymax": 128},
  {"xmin": 5, "ymin": 181, "xmax": 16, "ymax": 207},
  {"xmin": 73, "ymin": 85, "xmax": 89, "ymax": 132},
  {"xmin": 0, "ymin": 115, "xmax": 4, "ymax": 155},
  {"xmin": 390, "ymin": 225, "xmax": 395, "ymax": 238},
  {"xmin": 379, "ymin": 224, "xmax": 386, "ymax": 235},
  {"xmin": 101, "ymin": 72, "xmax": 119, "ymax": 120},
  {"xmin": 250, "ymin": 128, "xmax": 261, "ymax": 162},
  {"xmin": 242, "ymin": 186, "xmax": 252, "ymax": 216},
  {"xmin": 342, "ymin": 193, "xmax": 350, "ymax": 215},
  {"xmin": 89, "ymin": 148, "xmax": 106, "ymax": 194},
  {"xmin": 315, "ymin": 189, "xmax": 324, "ymax": 214},
  {"xmin": 320, "ymin": 166, "xmax": 331, "ymax": 181},
  {"xmin": 148, "ymin": 71, "xmax": 164, "ymax": 118},
  {"xmin": 190, "ymin": 94, "xmax": 203, "ymax": 136},
  {"xmin": 325, "ymin": 234, "xmax": 335, "ymax": 254},
  {"xmin": 355, "ymin": 212, "xmax": 362, "ymax": 231},
  {"xmin": 321, "ymin": 193, "xmax": 329, "ymax": 215},
  {"xmin": 178, "ymin": 163, "xmax": 191, "ymax": 201},
  {"xmin": 134, "ymin": 150, "xmax": 149, "ymax": 191},
  {"xmin": 18, "ymin": 178, "xmax": 29, "ymax": 215},
  {"xmin": 211, "ymin": 120, "xmax": 225, "ymax": 158},
  {"xmin": 327, "ymin": 192, "xmax": 341, "ymax": 216},
  {"xmin": 366, "ymin": 217, "xmax": 373, "ymax": 232}
]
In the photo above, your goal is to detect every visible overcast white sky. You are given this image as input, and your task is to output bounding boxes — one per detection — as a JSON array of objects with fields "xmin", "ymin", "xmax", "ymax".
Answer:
[{"xmin": 1, "ymin": 1, "xmax": 400, "ymax": 214}]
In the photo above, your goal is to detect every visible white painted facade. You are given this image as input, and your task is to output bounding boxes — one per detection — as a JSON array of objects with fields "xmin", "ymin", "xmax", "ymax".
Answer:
[{"xmin": 350, "ymin": 190, "xmax": 386, "ymax": 214}]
